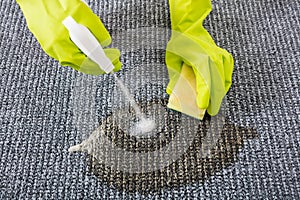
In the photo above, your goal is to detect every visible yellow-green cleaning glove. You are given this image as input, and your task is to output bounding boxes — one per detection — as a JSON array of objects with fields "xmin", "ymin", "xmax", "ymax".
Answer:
[
  {"xmin": 16, "ymin": 0, "xmax": 122, "ymax": 75},
  {"xmin": 166, "ymin": 0, "xmax": 234, "ymax": 119}
]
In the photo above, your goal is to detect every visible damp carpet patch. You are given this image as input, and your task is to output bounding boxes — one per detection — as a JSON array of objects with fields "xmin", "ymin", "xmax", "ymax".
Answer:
[{"xmin": 0, "ymin": 0, "xmax": 299, "ymax": 199}]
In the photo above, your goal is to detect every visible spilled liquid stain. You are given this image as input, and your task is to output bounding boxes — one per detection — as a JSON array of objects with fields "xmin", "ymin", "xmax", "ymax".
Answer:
[{"xmin": 76, "ymin": 98, "xmax": 258, "ymax": 193}]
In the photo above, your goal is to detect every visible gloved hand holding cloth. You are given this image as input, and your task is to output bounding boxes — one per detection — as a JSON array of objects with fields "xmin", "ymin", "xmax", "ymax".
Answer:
[
  {"xmin": 166, "ymin": 0, "xmax": 234, "ymax": 119},
  {"xmin": 16, "ymin": 0, "xmax": 122, "ymax": 75}
]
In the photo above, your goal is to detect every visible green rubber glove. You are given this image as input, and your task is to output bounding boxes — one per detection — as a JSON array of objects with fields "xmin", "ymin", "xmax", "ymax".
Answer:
[
  {"xmin": 17, "ymin": 0, "xmax": 122, "ymax": 75},
  {"xmin": 166, "ymin": 0, "xmax": 234, "ymax": 117}
]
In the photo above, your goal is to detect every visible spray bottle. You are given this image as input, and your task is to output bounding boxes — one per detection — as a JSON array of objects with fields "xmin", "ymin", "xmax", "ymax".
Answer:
[
  {"xmin": 63, "ymin": 16, "xmax": 156, "ymax": 146},
  {"xmin": 62, "ymin": 16, "xmax": 114, "ymax": 74}
]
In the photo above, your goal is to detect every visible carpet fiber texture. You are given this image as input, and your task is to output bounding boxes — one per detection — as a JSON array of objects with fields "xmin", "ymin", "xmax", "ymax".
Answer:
[{"xmin": 0, "ymin": 0, "xmax": 299, "ymax": 199}]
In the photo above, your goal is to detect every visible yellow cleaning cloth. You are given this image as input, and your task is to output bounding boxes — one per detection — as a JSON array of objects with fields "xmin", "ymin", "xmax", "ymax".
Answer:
[{"xmin": 168, "ymin": 63, "xmax": 206, "ymax": 120}]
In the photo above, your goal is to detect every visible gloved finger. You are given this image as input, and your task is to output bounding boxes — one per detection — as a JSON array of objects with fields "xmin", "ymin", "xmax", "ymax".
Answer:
[
  {"xmin": 77, "ymin": 57, "xmax": 103, "ymax": 75},
  {"xmin": 55, "ymin": 40, "xmax": 87, "ymax": 71},
  {"xmin": 205, "ymin": 59, "xmax": 227, "ymax": 116},
  {"xmin": 104, "ymin": 48, "xmax": 122, "ymax": 72},
  {"xmin": 222, "ymin": 51, "xmax": 234, "ymax": 92},
  {"xmin": 206, "ymin": 46, "xmax": 233, "ymax": 99},
  {"xmin": 78, "ymin": 48, "xmax": 122, "ymax": 75},
  {"xmin": 191, "ymin": 56, "xmax": 211, "ymax": 110},
  {"xmin": 165, "ymin": 51, "xmax": 183, "ymax": 95}
]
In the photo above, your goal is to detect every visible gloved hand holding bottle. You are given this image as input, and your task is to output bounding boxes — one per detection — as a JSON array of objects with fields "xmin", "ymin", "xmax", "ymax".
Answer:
[{"xmin": 16, "ymin": 0, "xmax": 122, "ymax": 75}]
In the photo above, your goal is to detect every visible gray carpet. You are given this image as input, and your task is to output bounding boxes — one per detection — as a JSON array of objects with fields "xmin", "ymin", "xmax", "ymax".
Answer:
[{"xmin": 1, "ymin": 0, "xmax": 299, "ymax": 199}]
